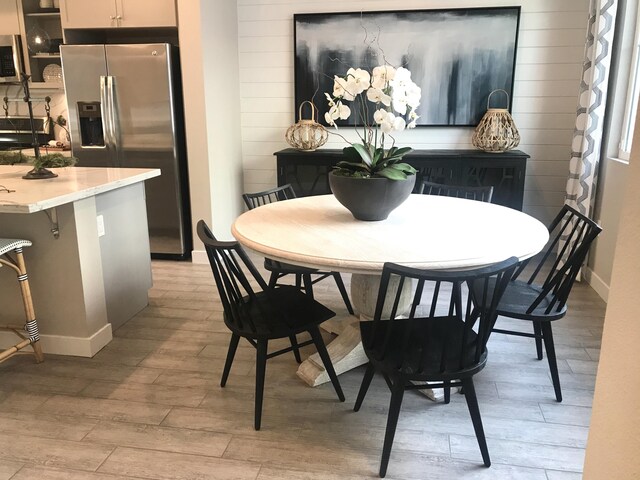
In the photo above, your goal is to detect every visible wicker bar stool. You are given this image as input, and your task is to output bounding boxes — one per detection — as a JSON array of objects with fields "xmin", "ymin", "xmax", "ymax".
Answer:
[{"xmin": 0, "ymin": 239, "xmax": 43, "ymax": 364}]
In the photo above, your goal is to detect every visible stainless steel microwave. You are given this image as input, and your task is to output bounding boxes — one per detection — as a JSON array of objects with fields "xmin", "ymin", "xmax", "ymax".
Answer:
[{"xmin": 0, "ymin": 35, "xmax": 23, "ymax": 84}]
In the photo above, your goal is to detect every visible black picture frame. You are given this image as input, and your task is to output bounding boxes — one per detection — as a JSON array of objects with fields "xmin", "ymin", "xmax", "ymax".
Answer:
[{"xmin": 294, "ymin": 7, "xmax": 521, "ymax": 127}]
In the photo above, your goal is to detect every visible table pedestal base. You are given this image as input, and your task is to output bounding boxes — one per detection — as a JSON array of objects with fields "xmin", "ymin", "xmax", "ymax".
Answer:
[{"xmin": 296, "ymin": 273, "xmax": 443, "ymax": 400}]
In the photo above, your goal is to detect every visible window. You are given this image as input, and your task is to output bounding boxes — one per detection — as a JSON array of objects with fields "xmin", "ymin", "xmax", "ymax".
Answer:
[{"xmin": 618, "ymin": 2, "xmax": 640, "ymax": 161}]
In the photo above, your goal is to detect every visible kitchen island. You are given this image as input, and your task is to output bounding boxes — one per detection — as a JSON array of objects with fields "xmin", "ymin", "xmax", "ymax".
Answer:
[{"xmin": 0, "ymin": 166, "xmax": 160, "ymax": 357}]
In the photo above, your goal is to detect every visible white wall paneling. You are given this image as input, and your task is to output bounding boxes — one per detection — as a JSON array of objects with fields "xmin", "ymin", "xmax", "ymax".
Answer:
[{"xmin": 237, "ymin": 0, "xmax": 590, "ymax": 225}]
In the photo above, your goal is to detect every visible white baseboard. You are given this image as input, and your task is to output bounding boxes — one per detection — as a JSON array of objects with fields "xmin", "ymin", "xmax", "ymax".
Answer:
[
  {"xmin": 584, "ymin": 267, "xmax": 610, "ymax": 303},
  {"xmin": 0, "ymin": 323, "xmax": 113, "ymax": 358},
  {"xmin": 191, "ymin": 249, "xmax": 208, "ymax": 265}
]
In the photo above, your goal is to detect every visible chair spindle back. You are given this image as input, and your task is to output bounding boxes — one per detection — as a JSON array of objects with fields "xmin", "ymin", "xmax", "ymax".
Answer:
[
  {"xmin": 243, "ymin": 184, "xmax": 297, "ymax": 210},
  {"xmin": 365, "ymin": 257, "xmax": 519, "ymax": 377}
]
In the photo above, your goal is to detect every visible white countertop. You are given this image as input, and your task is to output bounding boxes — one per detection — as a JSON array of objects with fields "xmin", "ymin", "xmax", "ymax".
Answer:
[
  {"xmin": 233, "ymin": 194, "xmax": 550, "ymax": 274},
  {"xmin": 0, "ymin": 166, "xmax": 161, "ymax": 213}
]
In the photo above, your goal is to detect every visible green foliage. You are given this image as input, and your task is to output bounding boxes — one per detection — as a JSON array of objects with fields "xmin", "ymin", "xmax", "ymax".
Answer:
[
  {"xmin": 32, "ymin": 153, "xmax": 77, "ymax": 170},
  {"xmin": 0, "ymin": 151, "xmax": 77, "ymax": 169},
  {"xmin": 333, "ymin": 145, "xmax": 416, "ymax": 180},
  {"xmin": 0, "ymin": 151, "xmax": 29, "ymax": 165}
]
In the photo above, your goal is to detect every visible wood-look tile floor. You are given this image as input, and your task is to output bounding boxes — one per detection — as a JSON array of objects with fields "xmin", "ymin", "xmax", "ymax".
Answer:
[{"xmin": 0, "ymin": 258, "xmax": 606, "ymax": 479}]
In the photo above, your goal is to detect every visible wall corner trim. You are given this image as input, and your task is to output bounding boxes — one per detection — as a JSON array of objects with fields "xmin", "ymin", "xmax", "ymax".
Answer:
[{"xmin": 584, "ymin": 266, "xmax": 610, "ymax": 302}]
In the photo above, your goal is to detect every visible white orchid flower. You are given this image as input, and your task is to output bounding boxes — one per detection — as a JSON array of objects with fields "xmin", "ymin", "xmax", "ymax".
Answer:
[
  {"xmin": 393, "ymin": 116, "xmax": 407, "ymax": 131},
  {"xmin": 373, "ymin": 108, "xmax": 388, "ymax": 124},
  {"xmin": 366, "ymin": 87, "xmax": 391, "ymax": 106},
  {"xmin": 405, "ymin": 83, "xmax": 422, "ymax": 109},
  {"xmin": 371, "ymin": 65, "xmax": 396, "ymax": 89},
  {"xmin": 325, "ymin": 92, "xmax": 335, "ymax": 107},
  {"xmin": 324, "ymin": 111, "xmax": 336, "ymax": 126},
  {"xmin": 346, "ymin": 68, "xmax": 371, "ymax": 94},
  {"xmin": 333, "ymin": 76, "xmax": 356, "ymax": 101},
  {"xmin": 392, "ymin": 96, "xmax": 408, "ymax": 116},
  {"xmin": 380, "ymin": 111, "xmax": 396, "ymax": 134}
]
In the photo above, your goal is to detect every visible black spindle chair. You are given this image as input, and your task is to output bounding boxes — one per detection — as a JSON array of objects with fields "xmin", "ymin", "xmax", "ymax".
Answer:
[
  {"xmin": 418, "ymin": 180, "xmax": 494, "ymax": 203},
  {"xmin": 354, "ymin": 257, "xmax": 519, "ymax": 477},
  {"xmin": 242, "ymin": 185, "xmax": 354, "ymax": 326},
  {"xmin": 480, "ymin": 204, "xmax": 602, "ymax": 402},
  {"xmin": 197, "ymin": 220, "xmax": 344, "ymax": 430}
]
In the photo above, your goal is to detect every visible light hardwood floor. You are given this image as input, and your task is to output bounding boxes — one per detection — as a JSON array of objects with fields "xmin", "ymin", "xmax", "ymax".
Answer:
[{"xmin": 0, "ymin": 258, "xmax": 605, "ymax": 479}]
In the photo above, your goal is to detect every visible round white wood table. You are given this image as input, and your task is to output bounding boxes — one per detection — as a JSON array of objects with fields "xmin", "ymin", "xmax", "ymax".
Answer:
[{"xmin": 232, "ymin": 194, "xmax": 549, "ymax": 390}]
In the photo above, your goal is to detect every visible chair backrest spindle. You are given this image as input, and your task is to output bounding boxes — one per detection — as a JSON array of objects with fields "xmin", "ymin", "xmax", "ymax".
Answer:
[{"xmin": 364, "ymin": 258, "xmax": 519, "ymax": 379}]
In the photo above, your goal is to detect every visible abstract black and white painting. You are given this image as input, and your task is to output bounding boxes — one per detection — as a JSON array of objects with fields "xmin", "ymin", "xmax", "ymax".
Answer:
[{"xmin": 294, "ymin": 7, "xmax": 520, "ymax": 127}]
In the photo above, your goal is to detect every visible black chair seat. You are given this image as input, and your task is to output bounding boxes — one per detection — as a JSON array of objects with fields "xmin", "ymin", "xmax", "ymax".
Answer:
[
  {"xmin": 498, "ymin": 280, "xmax": 567, "ymax": 321},
  {"xmin": 472, "ymin": 279, "xmax": 567, "ymax": 321},
  {"xmin": 263, "ymin": 258, "xmax": 318, "ymax": 274},
  {"xmin": 228, "ymin": 286, "xmax": 336, "ymax": 339},
  {"xmin": 361, "ymin": 318, "xmax": 485, "ymax": 380}
]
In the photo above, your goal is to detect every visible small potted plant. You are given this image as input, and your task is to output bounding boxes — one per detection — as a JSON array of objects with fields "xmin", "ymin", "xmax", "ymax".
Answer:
[{"xmin": 324, "ymin": 65, "xmax": 421, "ymax": 221}]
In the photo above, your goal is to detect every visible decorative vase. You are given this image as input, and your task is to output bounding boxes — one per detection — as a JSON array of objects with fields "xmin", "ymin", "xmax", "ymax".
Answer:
[
  {"xmin": 329, "ymin": 172, "xmax": 416, "ymax": 221},
  {"xmin": 472, "ymin": 89, "xmax": 520, "ymax": 153},
  {"xmin": 285, "ymin": 101, "xmax": 328, "ymax": 151}
]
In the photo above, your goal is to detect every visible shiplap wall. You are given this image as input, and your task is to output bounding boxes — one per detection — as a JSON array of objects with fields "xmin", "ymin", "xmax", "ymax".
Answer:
[{"xmin": 237, "ymin": 0, "xmax": 590, "ymax": 225}]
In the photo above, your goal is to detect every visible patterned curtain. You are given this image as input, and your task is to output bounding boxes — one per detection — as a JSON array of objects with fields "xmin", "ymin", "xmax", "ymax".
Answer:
[{"xmin": 565, "ymin": 0, "xmax": 617, "ymax": 216}]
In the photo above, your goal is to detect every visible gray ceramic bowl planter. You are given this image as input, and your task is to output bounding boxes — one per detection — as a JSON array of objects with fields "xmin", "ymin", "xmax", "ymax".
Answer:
[{"xmin": 329, "ymin": 172, "xmax": 416, "ymax": 221}]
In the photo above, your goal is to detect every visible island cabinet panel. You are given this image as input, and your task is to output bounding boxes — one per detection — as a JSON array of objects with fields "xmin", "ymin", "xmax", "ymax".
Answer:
[{"xmin": 275, "ymin": 148, "xmax": 529, "ymax": 211}]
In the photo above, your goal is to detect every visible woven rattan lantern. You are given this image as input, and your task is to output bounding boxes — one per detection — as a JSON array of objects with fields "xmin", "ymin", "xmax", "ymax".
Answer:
[
  {"xmin": 285, "ymin": 101, "xmax": 328, "ymax": 151},
  {"xmin": 472, "ymin": 89, "xmax": 520, "ymax": 153}
]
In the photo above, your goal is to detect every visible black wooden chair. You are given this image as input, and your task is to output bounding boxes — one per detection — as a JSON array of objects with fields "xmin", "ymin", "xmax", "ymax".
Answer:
[
  {"xmin": 242, "ymin": 185, "xmax": 354, "ymax": 323},
  {"xmin": 418, "ymin": 180, "xmax": 494, "ymax": 203},
  {"xmin": 354, "ymin": 257, "xmax": 519, "ymax": 477},
  {"xmin": 197, "ymin": 220, "xmax": 345, "ymax": 430},
  {"xmin": 477, "ymin": 204, "xmax": 602, "ymax": 402}
]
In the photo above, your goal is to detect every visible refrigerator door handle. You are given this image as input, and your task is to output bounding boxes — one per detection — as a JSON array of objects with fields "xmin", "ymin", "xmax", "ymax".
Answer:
[
  {"xmin": 100, "ymin": 75, "xmax": 114, "ymax": 152},
  {"xmin": 107, "ymin": 75, "xmax": 121, "ymax": 159}
]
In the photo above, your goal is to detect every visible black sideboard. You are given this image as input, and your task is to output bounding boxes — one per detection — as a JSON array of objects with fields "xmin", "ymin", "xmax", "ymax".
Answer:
[{"xmin": 275, "ymin": 148, "xmax": 529, "ymax": 211}]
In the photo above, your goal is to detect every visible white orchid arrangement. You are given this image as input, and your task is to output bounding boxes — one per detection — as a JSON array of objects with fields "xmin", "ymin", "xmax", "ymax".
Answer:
[{"xmin": 324, "ymin": 65, "xmax": 421, "ymax": 180}]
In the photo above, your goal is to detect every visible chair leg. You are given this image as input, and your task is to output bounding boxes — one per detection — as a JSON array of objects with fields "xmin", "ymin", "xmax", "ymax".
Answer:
[
  {"xmin": 533, "ymin": 322, "xmax": 544, "ymax": 360},
  {"xmin": 302, "ymin": 274, "xmax": 314, "ymax": 299},
  {"xmin": 16, "ymin": 249, "xmax": 43, "ymax": 363},
  {"xmin": 220, "ymin": 333, "xmax": 240, "ymax": 387},
  {"xmin": 295, "ymin": 273, "xmax": 302, "ymax": 289},
  {"xmin": 254, "ymin": 339, "xmax": 268, "ymax": 431},
  {"xmin": 289, "ymin": 334, "xmax": 302, "ymax": 363},
  {"xmin": 268, "ymin": 271, "xmax": 279, "ymax": 289},
  {"xmin": 444, "ymin": 381, "xmax": 451, "ymax": 404},
  {"xmin": 541, "ymin": 322, "xmax": 562, "ymax": 402},
  {"xmin": 461, "ymin": 377, "xmax": 490, "ymax": 467},
  {"xmin": 354, "ymin": 362, "xmax": 375, "ymax": 412},
  {"xmin": 332, "ymin": 272, "xmax": 354, "ymax": 315},
  {"xmin": 309, "ymin": 327, "xmax": 344, "ymax": 402},
  {"xmin": 379, "ymin": 380, "xmax": 405, "ymax": 478}
]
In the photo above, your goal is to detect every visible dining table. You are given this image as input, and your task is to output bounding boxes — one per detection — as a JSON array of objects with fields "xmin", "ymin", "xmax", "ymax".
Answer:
[{"xmin": 231, "ymin": 193, "xmax": 550, "ymax": 391}]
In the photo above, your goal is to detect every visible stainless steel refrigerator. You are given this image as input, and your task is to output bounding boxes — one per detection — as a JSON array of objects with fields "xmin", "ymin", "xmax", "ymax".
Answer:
[{"xmin": 60, "ymin": 43, "xmax": 191, "ymax": 259}]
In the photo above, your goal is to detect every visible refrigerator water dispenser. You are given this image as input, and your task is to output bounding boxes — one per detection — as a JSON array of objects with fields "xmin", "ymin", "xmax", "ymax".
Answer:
[{"xmin": 78, "ymin": 102, "xmax": 104, "ymax": 147}]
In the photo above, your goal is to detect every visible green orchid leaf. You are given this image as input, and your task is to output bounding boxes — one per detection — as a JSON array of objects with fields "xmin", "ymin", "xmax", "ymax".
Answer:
[
  {"xmin": 385, "ymin": 147, "xmax": 413, "ymax": 162},
  {"xmin": 335, "ymin": 161, "xmax": 369, "ymax": 171},
  {"xmin": 342, "ymin": 146, "xmax": 362, "ymax": 163},
  {"xmin": 394, "ymin": 162, "xmax": 417, "ymax": 174},
  {"xmin": 351, "ymin": 143, "xmax": 373, "ymax": 168},
  {"xmin": 372, "ymin": 147, "xmax": 384, "ymax": 168},
  {"xmin": 376, "ymin": 166, "xmax": 410, "ymax": 180}
]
